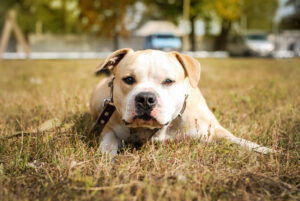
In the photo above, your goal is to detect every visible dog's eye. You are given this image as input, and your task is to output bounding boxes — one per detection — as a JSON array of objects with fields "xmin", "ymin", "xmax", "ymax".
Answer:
[
  {"xmin": 122, "ymin": 76, "xmax": 135, "ymax": 85},
  {"xmin": 162, "ymin": 78, "xmax": 175, "ymax": 85}
]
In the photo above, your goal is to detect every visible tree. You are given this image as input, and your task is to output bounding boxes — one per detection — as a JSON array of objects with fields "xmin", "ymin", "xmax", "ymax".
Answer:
[
  {"xmin": 210, "ymin": 0, "xmax": 278, "ymax": 50},
  {"xmin": 78, "ymin": 0, "xmax": 136, "ymax": 50},
  {"xmin": 0, "ymin": 0, "xmax": 82, "ymax": 35},
  {"xmin": 280, "ymin": 0, "xmax": 300, "ymax": 30},
  {"xmin": 211, "ymin": 0, "xmax": 243, "ymax": 50},
  {"xmin": 244, "ymin": 0, "xmax": 278, "ymax": 31}
]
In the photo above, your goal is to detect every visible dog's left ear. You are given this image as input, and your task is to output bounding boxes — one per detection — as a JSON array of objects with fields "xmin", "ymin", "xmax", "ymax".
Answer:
[
  {"xmin": 171, "ymin": 52, "xmax": 201, "ymax": 88},
  {"xmin": 95, "ymin": 48, "xmax": 133, "ymax": 74}
]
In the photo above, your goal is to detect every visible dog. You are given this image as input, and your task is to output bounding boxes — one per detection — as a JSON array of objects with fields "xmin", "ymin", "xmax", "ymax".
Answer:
[{"xmin": 90, "ymin": 48, "xmax": 274, "ymax": 156}]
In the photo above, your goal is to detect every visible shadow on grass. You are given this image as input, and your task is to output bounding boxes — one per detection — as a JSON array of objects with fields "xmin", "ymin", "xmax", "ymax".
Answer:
[
  {"xmin": 64, "ymin": 112, "xmax": 99, "ymax": 147},
  {"xmin": 66, "ymin": 112, "xmax": 165, "ymax": 153}
]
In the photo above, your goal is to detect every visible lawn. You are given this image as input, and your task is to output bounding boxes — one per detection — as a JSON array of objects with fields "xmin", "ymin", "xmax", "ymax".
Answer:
[{"xmin": 0, "ymin": 58, "xmax": 299, "ymax": 200}]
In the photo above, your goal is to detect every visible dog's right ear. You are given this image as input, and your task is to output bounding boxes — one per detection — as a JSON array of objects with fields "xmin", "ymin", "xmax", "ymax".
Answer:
[
  {"xmin": 95, "ymin": 48, "xmax": 133, "ymax": 75},
  {"xmin": 170, "ymin": 51, "xmax": 201, "ymax": 88}
]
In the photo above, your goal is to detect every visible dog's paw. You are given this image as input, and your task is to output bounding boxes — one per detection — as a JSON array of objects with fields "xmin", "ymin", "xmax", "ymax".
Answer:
[
  {"xmin": 253, "ymin": 146, "xmax": 278, "ymax": 154},
  {"xmin": 97, "ymin": 145, "xmax": 118, "ymax": 158}
]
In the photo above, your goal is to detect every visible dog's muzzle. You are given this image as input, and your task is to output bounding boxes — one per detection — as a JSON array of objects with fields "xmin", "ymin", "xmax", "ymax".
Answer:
[{"xmin": 134, "ymin": 92, "xmax": 157, "ymax": 121}]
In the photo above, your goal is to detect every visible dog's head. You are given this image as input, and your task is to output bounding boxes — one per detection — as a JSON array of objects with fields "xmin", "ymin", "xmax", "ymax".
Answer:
[{"xmin": 95, "ymin": 48, "xmax": 201, "ymax": 129}]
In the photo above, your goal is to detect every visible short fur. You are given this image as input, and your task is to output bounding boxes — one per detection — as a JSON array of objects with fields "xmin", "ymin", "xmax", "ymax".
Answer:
[{"xmin": 90, "ymin": 49, "xmax": 275, "ymax": 156}]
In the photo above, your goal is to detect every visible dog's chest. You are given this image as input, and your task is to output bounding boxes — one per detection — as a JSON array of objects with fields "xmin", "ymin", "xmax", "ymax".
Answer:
[
  {"xmin": 113, "ymin": 125, "xmax": 158, "ymax": 146},
  {"xmin": 127, "ymin": 128, "xmax": 158, "ymax": 146}
]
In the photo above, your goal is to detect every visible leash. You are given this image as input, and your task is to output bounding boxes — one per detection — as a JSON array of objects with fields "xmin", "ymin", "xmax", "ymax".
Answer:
[
  {"xmin": 89, "ymin": 78, "xmax": 115, "ymax": 137},
  {"xmin": 89, "ymin": 77, "xmax": 188, "ymax": 143}
]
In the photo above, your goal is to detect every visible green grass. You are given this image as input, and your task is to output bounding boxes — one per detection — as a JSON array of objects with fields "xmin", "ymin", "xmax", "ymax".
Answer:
[{"xmin": 0, "ymin": 58, "xmax": 299, "ymax": 201}]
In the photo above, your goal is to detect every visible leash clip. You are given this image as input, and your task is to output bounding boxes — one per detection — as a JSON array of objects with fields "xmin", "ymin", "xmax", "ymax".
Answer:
[{"xmin": 103, "ymin": 98, "xmax": 112, "ymax": 107}]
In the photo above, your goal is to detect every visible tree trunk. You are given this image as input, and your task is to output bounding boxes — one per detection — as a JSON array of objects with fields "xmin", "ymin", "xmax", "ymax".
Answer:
[
  {"xmin": 61, "ymin": 0, "xmax": 67, "ymax": 33},
  {"xmin": 189, "ymin": 16, "xmax": 196, "ymax": 51},
  {"xmin": 113, "ymin": 31, "xmax": 119, "ymax": 51},
  {"xmin": 214, "ymin": 19, "xmax": 232, "ymax": 50}
]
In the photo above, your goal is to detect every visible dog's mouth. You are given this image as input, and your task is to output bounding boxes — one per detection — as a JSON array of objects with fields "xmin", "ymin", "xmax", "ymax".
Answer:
[
  {"xmin": 123, "ymin": 114, "xmax": 163, "ymax": 129},
  {"xmin": 134, "ymin": 113, "xmax": 153, "ymax": 121}
]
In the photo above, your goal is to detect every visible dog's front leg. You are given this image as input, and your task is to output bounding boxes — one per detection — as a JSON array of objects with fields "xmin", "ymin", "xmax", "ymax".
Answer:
[
  {"xmin": 213, "ymin": 126, "xmax": 276, "ymax": 154},
  {"xmin": 98, "ymin": 131, "xmax": 121, "ymax": 156},
  {"xmin": 151, "ymin": 126, "xmax": 171, "ymax": 141}
]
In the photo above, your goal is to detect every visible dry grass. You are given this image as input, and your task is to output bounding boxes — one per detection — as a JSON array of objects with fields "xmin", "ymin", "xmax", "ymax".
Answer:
[{"xmin": 0, "ymin": 58, "xmax": 299, "ymax": 201}]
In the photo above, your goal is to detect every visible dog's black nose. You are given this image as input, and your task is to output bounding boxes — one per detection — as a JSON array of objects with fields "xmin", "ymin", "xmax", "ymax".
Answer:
[{"xmin": 135, "ymin": 92, "xmax": 157, "ymax": 114}]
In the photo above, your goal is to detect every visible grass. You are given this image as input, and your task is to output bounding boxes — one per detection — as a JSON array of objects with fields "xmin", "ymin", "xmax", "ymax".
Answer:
[{"xmin": 0, "ymin": 58, "xmax": 299, "ymax": 201}]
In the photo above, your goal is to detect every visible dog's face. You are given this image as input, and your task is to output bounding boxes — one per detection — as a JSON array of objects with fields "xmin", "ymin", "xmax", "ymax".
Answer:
[
  {"xmin": 96, "ymin": 49, "xmax": 201, "ymax": 129},
  {"xmin": 114, "ymin": 50, "xmax": 187, "ymax": 128}
]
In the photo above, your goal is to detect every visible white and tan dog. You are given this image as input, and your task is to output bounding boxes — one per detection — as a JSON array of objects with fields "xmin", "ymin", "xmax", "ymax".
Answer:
[{"xmin": 90, "ymin": 48, "xmax": 274, "ymax": 156}]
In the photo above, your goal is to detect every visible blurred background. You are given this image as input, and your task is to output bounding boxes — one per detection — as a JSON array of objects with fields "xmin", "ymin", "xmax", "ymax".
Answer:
[{"xmin": 0, "ymin": 0, "xmax": 299, "ymax": 59}]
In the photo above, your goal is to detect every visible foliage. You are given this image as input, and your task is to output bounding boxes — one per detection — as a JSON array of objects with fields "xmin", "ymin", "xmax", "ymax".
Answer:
[
  {"xmin": 0, "ymin": 58, "xmax": 299, "ymax": 200},
  {"xmin": 280, "ymin": 0, "xmax": 300, "ymax": 29},
  {"xmin": 244, "ymin": 0, "xmax": 278, "ymax": 31},
  {"xmin": 213, "ymin": 0, "xmax": 242, "ymax": 21},
  {"xmin": 78, "ymin": 0, "xmax": 136, "ymax": 37},
  {"xmin": 200, "ymin": 0, "xmax": 278, "ymax": 31},
  {"xmin": 0, "ymin": 0, "xmax": 82, "ymax": 35},
  {"xmin": 141, "ymin": 0, "xmax": 182, "ymax": 22}
]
